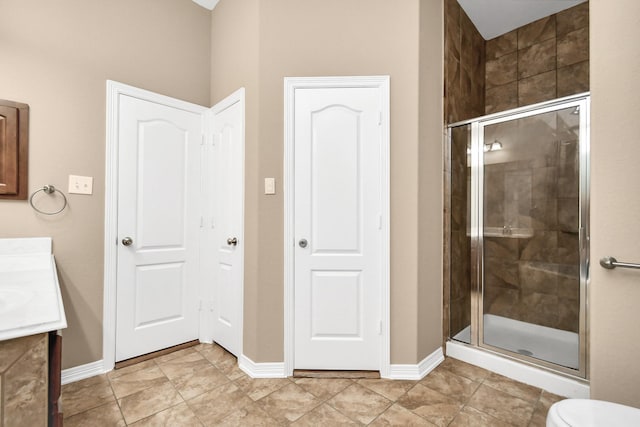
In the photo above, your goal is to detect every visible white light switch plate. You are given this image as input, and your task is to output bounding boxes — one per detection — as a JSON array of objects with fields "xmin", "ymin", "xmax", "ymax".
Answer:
[
  {"xmin": 68, "ymin": 175, "xmax": 93, "ymax": 195},
  {"xmin": 264, "ymin": 177, "xmax": 276, "ymax": 195}
]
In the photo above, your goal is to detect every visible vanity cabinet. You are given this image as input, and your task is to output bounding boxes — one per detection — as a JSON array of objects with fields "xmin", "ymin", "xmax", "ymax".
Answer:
[
  {"xmin": 48, "ymin": 332, "xmax": 62, "ymax": 427},
  {"xmin": 0, "ymin": 238, "xmax": 66, "ymax": 426},
  {"xmin": 0, "ymin": 332, "xmax": 61, "ymax": 426},
  {"xmin": 0, "ymin": 332, "xmax": 62, "ymax": 427}
]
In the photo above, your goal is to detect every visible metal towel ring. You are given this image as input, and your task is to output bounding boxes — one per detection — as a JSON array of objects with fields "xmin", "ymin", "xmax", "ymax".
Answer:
[{"xmin": 29, "ymin": 185, "xmax": 68, "ymax": 215}]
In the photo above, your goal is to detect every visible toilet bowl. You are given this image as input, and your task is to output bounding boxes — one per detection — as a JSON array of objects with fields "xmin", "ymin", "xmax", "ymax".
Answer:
[{"xmin": 547, "ymin": 399, "xmax": 640, "ymax": 427}]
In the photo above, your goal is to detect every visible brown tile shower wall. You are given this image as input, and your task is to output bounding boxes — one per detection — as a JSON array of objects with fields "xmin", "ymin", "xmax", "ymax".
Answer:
[
  {"xmin": 444, "ymin": 0, "xmax": 484, "ymax": 340},
  {"xmin": 444, "ymin": 0, "xmax": 485, "ymax": 124},
  {"xmin": 485, "ymin": 2, "xmax": 589, "ymax": 114}
]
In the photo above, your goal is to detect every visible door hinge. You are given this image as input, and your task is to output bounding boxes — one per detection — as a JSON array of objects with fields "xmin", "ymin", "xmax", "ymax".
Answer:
[
  {"xmin": 378, "ymin": 111, "xmax": 382, "ymax": 126},
  {"xmin": 200, "ymin": 216, "xmax": 204, "ymax": 228},
  {"xmin": 201, "ymin": 134, "xmax": 205, "ymax": 145},
  {"xmin": 378, "ymin": 320, "xmax": 382, "ymax": 335},
  {"xmin": 378, "ymin": 213, "xmax": 383, "ymax": 230}
]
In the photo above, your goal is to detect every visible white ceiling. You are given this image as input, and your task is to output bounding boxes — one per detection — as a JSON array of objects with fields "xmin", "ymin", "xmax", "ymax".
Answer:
[
  {"xmin": 192, "ymin": 0, "xmax": 219, "ymax": 11},
  {"xmin": 457, "ymin": 0, "xmax": 588, "ymax": 40}
]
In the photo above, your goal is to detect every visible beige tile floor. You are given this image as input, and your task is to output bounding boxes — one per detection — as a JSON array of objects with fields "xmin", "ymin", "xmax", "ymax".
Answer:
[{"xmin": 62, "ymin": 343, "xmax": 564, "ymax": 426}]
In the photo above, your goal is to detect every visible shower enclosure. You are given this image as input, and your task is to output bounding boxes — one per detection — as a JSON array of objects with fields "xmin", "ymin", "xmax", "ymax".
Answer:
[{"xmin": 447, "ymin": 94, "xmax": 589, "ymax": 378}]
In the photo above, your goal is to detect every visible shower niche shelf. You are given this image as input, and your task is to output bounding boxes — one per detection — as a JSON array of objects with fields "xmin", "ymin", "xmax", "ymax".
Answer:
[
  {"xmin": 484, "ymin": 227, "xmax": 533, "ymax": 238},
  {"xmin": 466, "ymin": 227, "xmax": 534, "ymax": 239}
]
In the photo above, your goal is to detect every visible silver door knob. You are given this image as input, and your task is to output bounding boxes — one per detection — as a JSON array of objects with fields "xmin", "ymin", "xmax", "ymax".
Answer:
[
  {"xmin": 299, "ymin": 239, "xmax": 308, "ymax": 248},
  {"xmin": 227, "ymin": 237, "xmax": 238, "ymax": 246},
  {"xmin": 122, "ymin": 237, "xmax": 133, "ymax": 246}
]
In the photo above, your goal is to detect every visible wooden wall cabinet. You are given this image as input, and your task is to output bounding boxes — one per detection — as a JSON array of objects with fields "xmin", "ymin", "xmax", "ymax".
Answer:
[{"xmin": 0, "ymin": 100, "xmax": 29, "ymax": 200}]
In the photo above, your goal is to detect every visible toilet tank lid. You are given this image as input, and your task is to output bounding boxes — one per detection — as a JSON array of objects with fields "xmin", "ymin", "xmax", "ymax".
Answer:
[{"xmin": 554, "ymin": 399, "xmax": 640, "ymax": 426}]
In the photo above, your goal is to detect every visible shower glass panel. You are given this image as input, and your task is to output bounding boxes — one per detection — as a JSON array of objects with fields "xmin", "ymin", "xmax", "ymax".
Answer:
[
  {"xmin": 448, "ymin": 94, "xmax": 589, "ymax": 377},
  {"xmin": 449, "ymin": 124, "xmax": 472, "ymax": 344},
  {"xmin": 481, "ymin": 105, "xmax": 582, "ymax": 370}
]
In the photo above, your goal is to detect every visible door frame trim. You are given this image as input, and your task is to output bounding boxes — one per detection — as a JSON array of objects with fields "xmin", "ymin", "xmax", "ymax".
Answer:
[
  {"xmin": 283, "ymin": 76, "xmax": 391, "ymax": 377},
  {"xmin": 103, "ymin": 80, "xmax": 207, "ymax": 371}
]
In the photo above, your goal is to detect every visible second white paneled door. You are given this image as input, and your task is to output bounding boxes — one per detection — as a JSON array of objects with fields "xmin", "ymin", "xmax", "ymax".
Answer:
[
  {"xmin": 207, "ymin": 89, "xmax": 245, "ymax": 357},
  {"xmin": 291, "ymin": 78, "xmax": 389, "ymax": 370}
]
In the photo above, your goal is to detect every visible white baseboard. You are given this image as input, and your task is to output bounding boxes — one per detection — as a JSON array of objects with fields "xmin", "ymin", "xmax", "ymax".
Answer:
[
  {"xmin": 446, "ymin": 341, "xmax": 590, "ymax": 398},
  {"xmin": 60, "ymin": 350, "xmax": 446, "ymax": 383},
  {"xmin": 386, "ymin": 347, "xmax": 445, "ymax": 380},
  {"xmin": 238, "ymin": 354, "xmax": 286, "ymax": 378},
  {"xmin": 61, "ymin": 360, "xmax": 106, "ymax": 385}
]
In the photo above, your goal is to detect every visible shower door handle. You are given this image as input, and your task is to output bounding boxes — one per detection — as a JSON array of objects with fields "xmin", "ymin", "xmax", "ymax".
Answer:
[{"xmin": 599, "ymin": 256, "xmax": 640, "ymax": 270}]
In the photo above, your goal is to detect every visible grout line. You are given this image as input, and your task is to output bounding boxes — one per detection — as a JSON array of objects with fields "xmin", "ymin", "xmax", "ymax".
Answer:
[
  {"xmin": 61, "ymin": 378, "xmax": 116, "ymax": 420},
  {"xmin": 129, "ymin": 401, "xmax": 186, "ymax": 427},
  {"xmin": 108, "ymin": 376, "xmax": 128, "ymax": 425},
  {"xmin": 527, "ymin": 390, "xmax": 545, "ymax": 427}
]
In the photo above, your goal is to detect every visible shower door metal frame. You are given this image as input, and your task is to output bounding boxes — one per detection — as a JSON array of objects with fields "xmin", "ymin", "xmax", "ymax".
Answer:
[{"xmin": 449, "ymin": 93, "xmax": 590, "ymax": 379}]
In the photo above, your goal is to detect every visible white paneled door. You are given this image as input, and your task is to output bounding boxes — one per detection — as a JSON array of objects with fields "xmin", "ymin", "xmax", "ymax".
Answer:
[
  {"xmin": 293, "ymin": 82, "xmax": 388, "ymax": 370},
  {"xmin": 115, "ymin": 94, "xmax": 202, "ymax": 362},
  {"xmin": 207, "ymin": 89, "xmax": 245, "ymax": 357}
]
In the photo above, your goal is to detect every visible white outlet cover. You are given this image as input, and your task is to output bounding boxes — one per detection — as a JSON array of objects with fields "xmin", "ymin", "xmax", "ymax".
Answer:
[{"xmin": 68, "ymin": 175, "xmax": 93, "ymax": 195}]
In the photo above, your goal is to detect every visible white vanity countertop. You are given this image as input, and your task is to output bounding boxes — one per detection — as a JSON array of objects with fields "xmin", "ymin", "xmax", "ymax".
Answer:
[{"xmin": 0, "ymin": 237, "xmax": 67, "ymax": 341}]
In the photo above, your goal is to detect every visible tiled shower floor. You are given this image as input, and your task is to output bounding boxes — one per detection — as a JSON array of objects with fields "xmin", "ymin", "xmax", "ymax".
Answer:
[{"xmin": 62, "ymin": 343, "xmax": 563, "ymax": 426}]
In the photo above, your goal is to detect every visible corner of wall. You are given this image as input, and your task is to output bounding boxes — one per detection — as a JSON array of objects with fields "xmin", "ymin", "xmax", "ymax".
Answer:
[{"xmin": 417, "ymin": 0, "xmax": 445, "ymax": 360}]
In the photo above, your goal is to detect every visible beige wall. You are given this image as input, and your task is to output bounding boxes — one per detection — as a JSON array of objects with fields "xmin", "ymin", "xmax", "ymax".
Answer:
[
  {"xmin": 262, "ymin": 0, "xmax": 424, "ymax": 364},
  {"xmin": 589, "ymin": 0, "xmax": 640, "ymax": 407},
  {"xmin": 210, "ymin": 0, "xmax": 444, "ymax": 364},
  {"xmin": 0, "ymin": 0, "xmax": 211, "ymax": 369},
  {"xmin": 418, "ymin": 1, "xmax": 445, "ymax": 358},
  {"xmin": 260, "ymin": 0, "xmax": 422, "ymax": 364}
]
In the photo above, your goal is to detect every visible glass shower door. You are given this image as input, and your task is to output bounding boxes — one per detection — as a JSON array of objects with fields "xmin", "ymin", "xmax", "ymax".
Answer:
[
  {"xmin": 449, "ymin": 124, "xmax": 472, "ymax": 344},
  {"xmin": 479, "ymin": 102, "xmax": 587, "ymax": 372}
]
